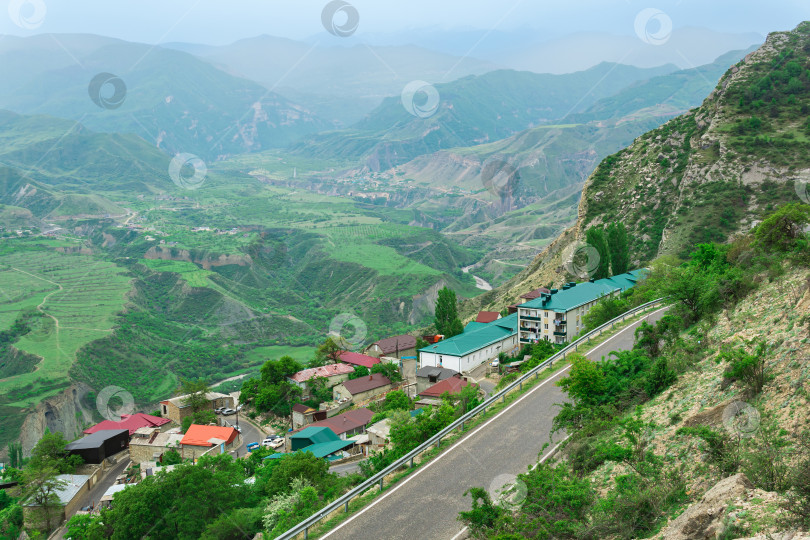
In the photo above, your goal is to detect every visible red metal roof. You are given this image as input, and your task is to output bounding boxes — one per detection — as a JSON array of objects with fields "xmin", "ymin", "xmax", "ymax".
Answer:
[
  {"xmin": 338, "ymin": 351, "xmax": 381, "ymax": 369},
  {"xmin": 83, "ymin": 413, "xmax": 171, "ymax": 436},
  {"xmin": 306, "ymin": 408, "xmax": 374, "ymax": 436},
  {"xmin": 180, "ymin": 425, "xmax": 238, "ymax": 447},
  {"xmin": 475, "ymin": 311, "xmax": 501, "ymax": 323},
  {"xmin": 288, "ymin": 363, "xmax": 355, "ymax": 383},
  {"xmin": 419, "ymin": 375, "xmax": 471, "ymax": 398}
]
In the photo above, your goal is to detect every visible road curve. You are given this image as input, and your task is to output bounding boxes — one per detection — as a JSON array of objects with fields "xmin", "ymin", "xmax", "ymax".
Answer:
[{"xmin": 320, "ymin": 307, "xmax": 669, "ymax": 540}]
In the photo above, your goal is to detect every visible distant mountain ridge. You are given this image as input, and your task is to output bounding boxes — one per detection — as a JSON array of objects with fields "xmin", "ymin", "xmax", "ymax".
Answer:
[
  {"xmin": 290, "ymin": 62, "xmax": 681, "ymax": 171},
  {"xmin": 164, "ymin": 35, "xmax": 499, "ymax": 126},
  {"xmin": 0, "ymin": 34, "xmax": 327, "ymax": 160},
  {"xmin": 460, "ymin": 23, "xmax": 807, "ymax": 318}
]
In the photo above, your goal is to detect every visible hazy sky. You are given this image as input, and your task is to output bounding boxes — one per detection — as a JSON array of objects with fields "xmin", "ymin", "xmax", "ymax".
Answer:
[{"xmin": 1, "ymin": 0, "xmax": 808, "ymax": 46}]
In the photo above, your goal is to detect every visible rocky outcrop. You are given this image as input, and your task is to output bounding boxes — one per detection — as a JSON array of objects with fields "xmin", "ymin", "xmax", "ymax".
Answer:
[
  {"xmin": 19, "ymin": 383, "xmax": 95, "ymax": 456},
  {"xmin": 660, "ymin": 473, "xmax": 754, "ymax": 540},
  {"xmin": 143, "ymin": 246, "xmax": 252, "ymax": 269}
]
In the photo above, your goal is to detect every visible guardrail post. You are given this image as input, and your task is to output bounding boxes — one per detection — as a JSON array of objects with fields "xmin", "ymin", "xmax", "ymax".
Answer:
[
  {"xmin": 410, "ymin": 457, "xmax": 414, "ymax": 468},
  {"xmin": 345, "ymin": 501, "xmax": 349, "ymax": 512},
  {"xmin": 379, "ymin": 478, "xmax": 384, "ymax": 491},
  {"xmin": 304, "ymin": 527, "xmax": 309, "ymax": 539},
  {"xmin": 519, "ymin": 381, "xmax": 522, "ymax": 391},
  {"xmin": 461, "ymin": 421, "xmax": 465, "ymax": 431},
  {"xmin": 501, "ymin": 394, "xmax": 506, "ymax": 403}
]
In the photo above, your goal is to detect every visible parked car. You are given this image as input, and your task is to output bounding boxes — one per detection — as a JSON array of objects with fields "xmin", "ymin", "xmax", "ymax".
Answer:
[
  {"xmin": 246, "ymin": 442, "xmax": 259, "ymax": 452},
  {"xmin": 267, "ymin": 438, "xmax": 284, "ymax": 449},
  {"xmin": 221, "ymin": 408, "xmax": 236, "ymax": 415},
  {"xmin": 261, "ymin": 436, "xmax": 277, "ymax": 447},
  {"xmin": 214, "ymin": 407, "xmax": 226, "ymax": 414}
]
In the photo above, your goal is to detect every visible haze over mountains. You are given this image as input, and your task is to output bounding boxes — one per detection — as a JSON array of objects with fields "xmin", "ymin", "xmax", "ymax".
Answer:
[{"xmin": 0, "ymin": 18, "xmax": 780, "ymax": 461}]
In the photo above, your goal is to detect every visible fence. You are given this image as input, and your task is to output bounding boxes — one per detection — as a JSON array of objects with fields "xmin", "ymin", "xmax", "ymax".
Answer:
[{"xmin": 276, "ymin": 297, "xmax": 668, "ymax": 540}]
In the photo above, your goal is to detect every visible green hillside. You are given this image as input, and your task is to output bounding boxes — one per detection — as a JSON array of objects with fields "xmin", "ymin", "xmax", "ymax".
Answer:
[
  {"xmin": 566, "ymin": 47, "xmax": 758, "ymax": 123},
  {"xmin": 290, "ymin": 63, "xmax": 679, "ymax": 170}
]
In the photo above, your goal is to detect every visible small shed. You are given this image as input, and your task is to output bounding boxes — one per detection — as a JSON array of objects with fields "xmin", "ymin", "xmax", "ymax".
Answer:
[{"xmin": 66, "ymin": 429, "xmax": 129, "ymax": 464}]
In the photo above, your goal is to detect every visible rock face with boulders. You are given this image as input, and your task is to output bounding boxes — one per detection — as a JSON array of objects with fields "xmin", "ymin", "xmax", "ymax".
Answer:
[{"xmin": 660, "ymin": 473, "xmax": 753, "ymax": 540}]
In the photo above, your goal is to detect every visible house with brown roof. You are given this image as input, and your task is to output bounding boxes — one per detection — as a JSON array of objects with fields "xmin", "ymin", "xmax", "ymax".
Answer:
[
  {"xmin": 179, "ymin": 425, "xmax": 240, "ymax": 460},
  {"xmin": 332, "ymin": 374, "xmax": 392, "ymax": 403},
  {"xmin": 287, "ymin": 364, "xmax": 355, "ymax": 399},
  {"xmin": 508, "ymin": 287, "xmax": 553, "ymax": 314},
  {"xmin": 475, "ymin": 311, "xmax": 501, "ymax": 323},
  {"xmin": 292, "ymin": 403, "xmax": 327, "ymax": 429},
  {"xmin": 305, "ymin": 408, "xmax": 374, "ymax": 440},
  {"xmin": 364, "ymin": 335, "xmax": 417, "ymax": 359}
]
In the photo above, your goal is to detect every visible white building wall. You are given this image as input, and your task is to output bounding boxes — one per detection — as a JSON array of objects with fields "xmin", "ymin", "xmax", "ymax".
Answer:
[{"xmin": 418, "ymin": 334, "xmax": 518, "ymax": 374}]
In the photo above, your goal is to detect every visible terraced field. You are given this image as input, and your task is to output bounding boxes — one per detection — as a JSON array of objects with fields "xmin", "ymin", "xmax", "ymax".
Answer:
[
  {"xmin": 0, "ymin": 246, "xmax": 132, "ymax": 405},
  {"xmin": 139, "ymin": 259, "xmax": 214, "ymax": 287}
]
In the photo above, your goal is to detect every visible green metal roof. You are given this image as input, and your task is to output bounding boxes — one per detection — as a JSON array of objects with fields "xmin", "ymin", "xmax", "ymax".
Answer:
[
  {"xmin": 290, "ymin": 426, "xmax": 337, "ymax": 445},
  {"xmin": 263, "ymin": 439, "xmax": 354, "ymax": 460},
  {"xmin": 463, "ymin": 321, "xmax": 488, "ymax": 333},
  {"xmin": 519, "ymin": 270, "xmax": 647, "ymax": 313},
  {"xmin": 419, "ymin": 313, "xmax": 518, "ymax": 358}
]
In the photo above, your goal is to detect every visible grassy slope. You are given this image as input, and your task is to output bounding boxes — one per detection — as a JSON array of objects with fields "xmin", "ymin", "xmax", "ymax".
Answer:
[
  {"xmin": 585, "ymin": 268, "xmax": 810, "ymax": 537},
  {"xmin": 0, "ymin": 241, "xmax": 132, "ymax": 404}
]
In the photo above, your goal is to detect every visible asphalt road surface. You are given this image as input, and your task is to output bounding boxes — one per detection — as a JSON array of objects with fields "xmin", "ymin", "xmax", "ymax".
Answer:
[
  {"xmin": 321, "ymin": 307, "xmax": 668, "ymax": 540},
  {"xmin": 222, "ymin": 414, "xmax": 265, "ymax": 458}
]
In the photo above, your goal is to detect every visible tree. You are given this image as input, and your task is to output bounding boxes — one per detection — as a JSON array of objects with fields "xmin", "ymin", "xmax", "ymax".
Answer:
[
  {"xmin": 348, "ymin": 366, "xmax": 370, "ymax": 380},
  {"xmin": 178, "ymin": 378, "xmax": 212, "ymax": 414},
  {"xmin": 256, "ymin": 452, "xmax": 332, "ymax": 498},
  {"xmin": 435, "ymin": 287, "xmax": 463, "ymax": 337},
  {"xmin": 755, "ymin": 202, "xmax": 810, "ymax": 252},
  {"xmin": 585, "ymin": 226, "xmax": 611, "ymax": 280},
  {"xmin": 162, "ymin": 448, "xmax": 182, "ymax": 465},
  {"xmin": 660, "ymin": 265, "xmax": 721, "ymax": 324},
  {"xmin": 721, "ymin": 340, "xmax": 769, "ymax": 396},
  {"xmin": 557, "ymin": 353, "xmax": 606, "ymax": 407},
  {"xmin": 606, "ymin": 222, "xmax": 630, "ymax": 275},
  {"xmin": 22, "ymin": 464, "xmax": 67, "ymax": 532},
  {"xmin": 372, "ymin": 362, "xmax": 402, "ymax": 383},
  {"xmin": 382, "ymin": 390, "xmax": 411, "ymax": 412},
  {"xmin": 313, "ymin": 337, "xmax": 343, "ymax": 367},
  {"xmin": 104, "ymin": 454, "xmax": 247, "ymax": 540},
  {"xmin": 459, "ymin": 487, "xmax": 506, "ymax": 538},
  {"xmin": 8, "ymin": 441, "xmax": 23, "ymax": 469},
  {"xmin": 456, "ymin": 383, "xmax": 482, "ymax": 414},
  {"xmin": 28, "ymin": 430, "xmax": 83, "ymax": 474},
  {"xmin": 260, "ymin": 356, "xmax": 303, "ymax": 385},
  {"xmin": 65, "ymin": 513, "xmax": 106, "ymax": 540}
]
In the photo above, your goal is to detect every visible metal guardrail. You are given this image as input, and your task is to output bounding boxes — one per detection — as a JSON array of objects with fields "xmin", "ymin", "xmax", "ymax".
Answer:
[{"xmin": 276, "ymin": 297, "xmax": 668, "ymax": 540}]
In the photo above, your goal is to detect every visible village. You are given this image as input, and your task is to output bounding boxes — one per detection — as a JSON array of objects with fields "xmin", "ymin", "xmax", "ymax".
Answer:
[{"xmin": 11, "ymin": 269, "xmax": 645, "ymax": 533}]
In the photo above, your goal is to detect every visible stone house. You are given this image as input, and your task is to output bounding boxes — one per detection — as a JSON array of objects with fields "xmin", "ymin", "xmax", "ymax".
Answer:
[{"xmin": 159, "ymin": 392, "xmax": 234, "ymax": 424}]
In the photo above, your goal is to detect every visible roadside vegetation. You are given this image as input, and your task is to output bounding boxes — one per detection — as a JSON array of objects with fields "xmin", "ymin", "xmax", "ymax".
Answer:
[{"xmin": 458, "ymin": 203, "xmax": 810, "ymax": 539}]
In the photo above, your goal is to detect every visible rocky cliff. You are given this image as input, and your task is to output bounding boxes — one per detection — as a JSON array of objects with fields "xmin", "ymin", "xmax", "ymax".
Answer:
[
  {"xmin": 18, "ymin": 383, "xmax": 95, "ymax": 456},
  {"xmin": 462, "ymin": 23, "xmax": 810, "ymax": 318}
]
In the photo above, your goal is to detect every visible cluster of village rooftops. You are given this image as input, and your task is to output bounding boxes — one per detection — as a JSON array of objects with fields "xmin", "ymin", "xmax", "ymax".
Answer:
[{"xmin": 28, "ymin": 270, "xmax": 645, "ymax": 523}]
